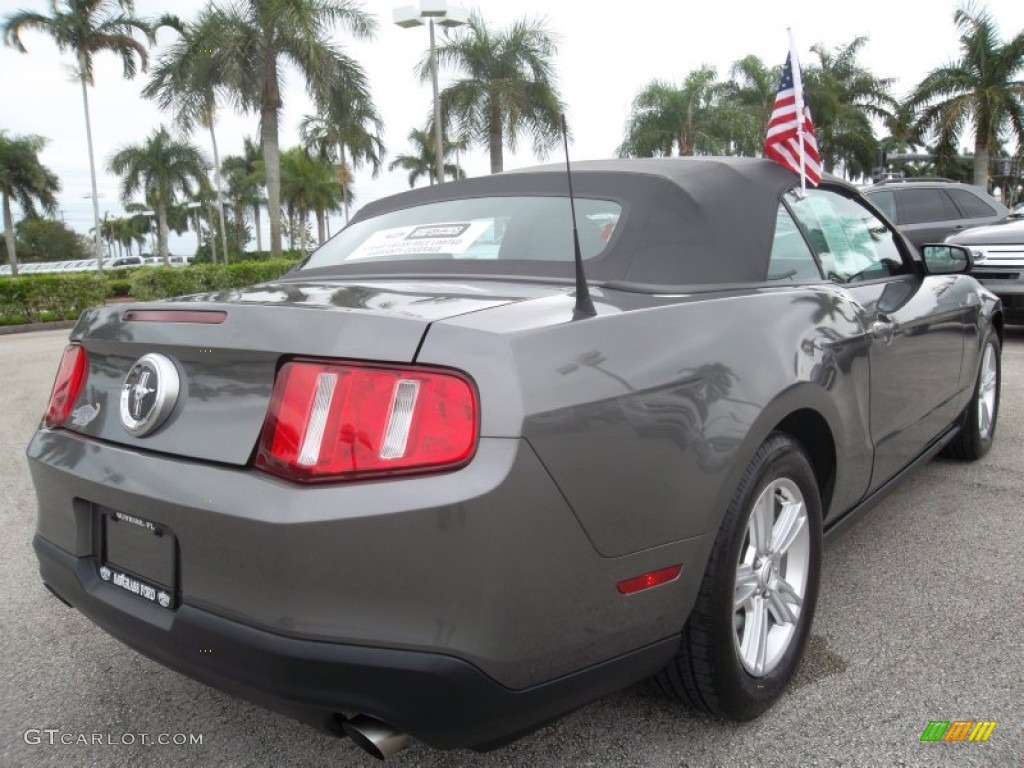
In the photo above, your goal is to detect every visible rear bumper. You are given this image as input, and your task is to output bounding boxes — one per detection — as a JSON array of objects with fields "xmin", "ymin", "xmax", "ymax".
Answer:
[
  {"xmin": 36, "ymin": 535, "xmax": 677, "ymax": 750},
  {"xmin": 27, "ymin": 428, "xmax": 711, "ymax": 748}
]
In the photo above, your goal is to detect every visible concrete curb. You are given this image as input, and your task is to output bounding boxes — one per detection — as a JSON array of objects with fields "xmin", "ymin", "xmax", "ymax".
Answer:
[{"xmin": 0, "ymin": 320, "xmax": 77, "ymax": 336}]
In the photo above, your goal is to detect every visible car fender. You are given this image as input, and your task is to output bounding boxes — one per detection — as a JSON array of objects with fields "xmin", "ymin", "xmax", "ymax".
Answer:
[{"xmin": 708, "ymin": 380, "xmax": 872, "ymax": 532}]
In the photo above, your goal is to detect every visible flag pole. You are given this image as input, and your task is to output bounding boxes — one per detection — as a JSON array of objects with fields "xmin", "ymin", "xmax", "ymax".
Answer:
[{"xmin": 787, "ymin": 27, "xmax": 806, "ymax": 195}]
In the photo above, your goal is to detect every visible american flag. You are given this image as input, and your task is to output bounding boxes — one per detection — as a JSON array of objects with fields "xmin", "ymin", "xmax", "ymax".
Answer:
[{"xmin": 764, "ymin": 51, "xmax": 822, "ymax": 187}]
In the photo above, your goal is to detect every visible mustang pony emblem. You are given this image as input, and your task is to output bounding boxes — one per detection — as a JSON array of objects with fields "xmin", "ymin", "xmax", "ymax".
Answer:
[
  {"xmin": 119, "ymin": 353, "xmax": 180, "ymax": 437},
  {"xmin": 70, "ymin": 403, "xmax": 101, "ymax": 428},
  {"xmin": 130, "ymin": 371, "xmax": 156, "ymax": 420}
]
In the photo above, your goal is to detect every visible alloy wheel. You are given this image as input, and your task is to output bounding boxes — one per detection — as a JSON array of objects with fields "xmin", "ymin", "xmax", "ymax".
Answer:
[
  {"xmin": 978, "ymin": 343, "xmax": 998, "ymax": 440},
  {"xmin": 733, "ymin": 478, "xmax": 810, "ymax": 677}
]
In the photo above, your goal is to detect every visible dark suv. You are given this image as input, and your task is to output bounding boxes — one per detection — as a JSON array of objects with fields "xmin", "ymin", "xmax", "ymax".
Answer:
[{"xmin": 863, "ymin": 178, "xmax": 1008, "ymax": 249}]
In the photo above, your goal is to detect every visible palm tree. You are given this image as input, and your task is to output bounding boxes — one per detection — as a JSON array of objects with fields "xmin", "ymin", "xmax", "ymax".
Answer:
[
  {"xmin": 618, "ymin": 67, "xmax": 723, "ymax": 157},
  {"xmin": 911, "ymin": 5, "xmax": 1024, "ymax": 189},
  {"xmin": 430, "ymin": 14, "xmax": 564, "ymax": 174},
  {"xmin": 3, "ymin": 1, "xmax": 154, "ymax": 273},
  {"xmin": 300, "ymin": 59, "xmax": 385, "ymax": 225},
  {"xmin": 142, "ymin": 8, "xmax": 230, "ymax": 261},
  {"xmin": 878, "ymin": 101, "xmax": 929, "ymax": 178},
  {"xmin": 107, "ymin": 127, "xmax": 210, "ymax": 265},
  {"xmin": 720, "ymin": 55, "xmax": 781, "ymax": 156},
  {"xmin": 279, "ymin": 147, "xmax": 343, "ymax": 251},
  {"xmin": 218, "ymin": 191, "xmax": 244, "ymax": 255},
  {"xmin": 124, "ymin": 201, "xmax": 159, "ymax": 256},
  {"xmin": 0, "ymin": 131, "xmax": 61, "ymax": 275},
  {"xmin": 196, "ymin": 0, "xmax": 375, "ymax": 259},
  {"xmin": 802, "ymin": 37, "xmax": 896, "ymax": 179},
  {"xmin": 95, "ymin": 212, "xmax": 118, "ymax": 259},
  {"xmin": 111, "ymin": 215, "xmax": 144, "ymax": 258},
  {"xmin": 107, "ymin": 216, "xmax": 125, "ymax": 258},
  {"xmin": 388, "ymin": 127, "xmax": 465, "ymax": 187},
  {"xmin": 221, "ymin": 138, "xmax": 266, "ymax": 254}
]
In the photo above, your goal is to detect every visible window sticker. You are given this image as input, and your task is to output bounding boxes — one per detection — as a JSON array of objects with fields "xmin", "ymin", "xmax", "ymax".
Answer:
[
  {"xmin": 804, "ymin": 196, "xmax": 856, "ymax": 258},
  {"xmin": 347, "ymin": 220, "xmax": 493, "ymax": 261}
]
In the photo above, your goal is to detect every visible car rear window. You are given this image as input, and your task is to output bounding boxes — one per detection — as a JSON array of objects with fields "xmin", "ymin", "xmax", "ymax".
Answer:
[{"xmin": 302, "ymin": 196, "xmax": 622, "ymax": 270}]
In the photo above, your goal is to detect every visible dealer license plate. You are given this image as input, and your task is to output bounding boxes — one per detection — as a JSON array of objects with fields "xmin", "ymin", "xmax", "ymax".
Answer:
[{"xmin": 99, "ymin": 508, "xmax": 177, "ymax": 610}]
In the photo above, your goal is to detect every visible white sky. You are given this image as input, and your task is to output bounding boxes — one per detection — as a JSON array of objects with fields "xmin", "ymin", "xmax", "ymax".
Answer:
[{"xmin": 2, "ymin": 0, "xmax": 1023, "ymax": 254}]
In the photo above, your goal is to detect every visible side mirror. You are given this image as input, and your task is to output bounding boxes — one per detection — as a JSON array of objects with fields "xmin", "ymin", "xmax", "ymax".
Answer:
[{"xmin": 920, "ymin": 244, "xmax": 973, "ymax": 275}]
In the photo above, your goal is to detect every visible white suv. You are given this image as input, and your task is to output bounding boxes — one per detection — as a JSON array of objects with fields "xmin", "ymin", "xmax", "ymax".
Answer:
[{"xmin": 947, "ymin": 209, "xmax": 1024, "ymax": 323}]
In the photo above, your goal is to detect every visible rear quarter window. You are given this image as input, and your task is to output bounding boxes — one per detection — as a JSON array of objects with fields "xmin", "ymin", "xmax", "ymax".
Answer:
[
  {"xmin": 947, "ymin": 188, "xmax": 998, "ymax": 218},
  {"xmin": 768, "ymin": 206, "xmax": 822, "ymax": 282}
]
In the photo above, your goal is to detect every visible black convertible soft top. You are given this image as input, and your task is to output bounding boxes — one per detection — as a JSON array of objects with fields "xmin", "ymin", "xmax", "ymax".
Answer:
[{"xmin": 305, "ymin": 157, "xmax": 808, "ymax": 287}]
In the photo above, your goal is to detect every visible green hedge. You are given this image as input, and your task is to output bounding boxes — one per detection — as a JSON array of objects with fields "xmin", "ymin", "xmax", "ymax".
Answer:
[
  {"xmin": 106, "ymin": 278, "xmax": 133, "ymax": 298},
  {"xmin": 0, "ymin": 273, "xmax": 108, "ymax": 324},
  {"xmin": 236, "ymin": 249, "xmax": 305, "ymax": 262},
  {"xmin": 0, "ymin": 259, "xmax": 299, "ymax": 325},
  {"xmin": 129, "ymin": 259, "xmax": 299, "ymax": 301}
]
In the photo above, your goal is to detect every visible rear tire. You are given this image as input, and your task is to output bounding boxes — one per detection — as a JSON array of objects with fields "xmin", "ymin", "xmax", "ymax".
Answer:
[
  {"xmin": 656, "ymin": 433, "xmax": 822, "ymax": 720},
  {"xmin": 943, "ymin": 329, "xmax": 1000, "ymax": 461}
]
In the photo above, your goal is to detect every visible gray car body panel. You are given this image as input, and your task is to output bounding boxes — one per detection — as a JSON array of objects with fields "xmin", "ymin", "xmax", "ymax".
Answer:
[
  {"xmin": 419, "ymin": 272, "xmax": 993, "ymax": 557},
  {"xmin": 420, "ymin": 284, "xmax": 874, "ymax": 556}
]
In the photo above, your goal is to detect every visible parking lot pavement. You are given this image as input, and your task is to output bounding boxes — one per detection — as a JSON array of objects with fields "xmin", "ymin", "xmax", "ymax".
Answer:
[{"xmin": 1, "ymin": 327, "xmax": 1022, "ymax": 768}]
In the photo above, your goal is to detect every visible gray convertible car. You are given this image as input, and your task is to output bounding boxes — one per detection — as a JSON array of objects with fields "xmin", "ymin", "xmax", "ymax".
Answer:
[{"xmin": 28, "ymin": 157, "xmax": 1002, "ymax": 759}]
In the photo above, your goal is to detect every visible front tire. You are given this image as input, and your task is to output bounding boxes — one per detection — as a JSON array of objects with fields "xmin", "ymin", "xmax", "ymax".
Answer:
[
  {"xmin": 943, "ymin": 328, "xmax": 1000, "ymax": 460},
  {"xmin": 656, "ymin": 433, "xmax": 822, "ymax": 720}
]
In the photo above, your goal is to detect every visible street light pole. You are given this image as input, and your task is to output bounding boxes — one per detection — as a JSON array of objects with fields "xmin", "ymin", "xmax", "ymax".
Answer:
[
  {"xmin": 394, "ymin": 1, "xmax": 468, "ymax": 186},
  {"xmin": 82, "ymin": 192, "xmax": 105, "ymax": 272},
  {"xmin": 206, "ymin": 203, "xmax": 218, "ymax": 264},
  {"xmin": 428, "ymin": 18, "xmax": 444, "ymax": 186}
]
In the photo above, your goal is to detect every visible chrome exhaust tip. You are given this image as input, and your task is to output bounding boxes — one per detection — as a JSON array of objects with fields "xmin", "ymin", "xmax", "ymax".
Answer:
[{"xmin": 342, "ymin": 714, "xmax": 410, "ymax": 760}]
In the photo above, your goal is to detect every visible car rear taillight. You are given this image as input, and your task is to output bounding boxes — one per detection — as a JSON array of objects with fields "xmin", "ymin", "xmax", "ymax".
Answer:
[
  {"xmin": 256, "ymin": 360, "xmax": 478, "ymax": 482},
  {"xmin": 44, "ymin": 344, "xmax": 88, "ymax": 429}
]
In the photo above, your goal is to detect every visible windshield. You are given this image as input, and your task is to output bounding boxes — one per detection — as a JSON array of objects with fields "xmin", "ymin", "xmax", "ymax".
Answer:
[{"xmin": 302, "ymin": 196, "xmax": 621, "ymax": 270}]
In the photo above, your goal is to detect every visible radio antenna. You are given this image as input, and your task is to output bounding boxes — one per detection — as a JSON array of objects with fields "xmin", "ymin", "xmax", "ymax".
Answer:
[{"xmin": 561, "ymin": 114, "xmax": 595, "ymax": 319}]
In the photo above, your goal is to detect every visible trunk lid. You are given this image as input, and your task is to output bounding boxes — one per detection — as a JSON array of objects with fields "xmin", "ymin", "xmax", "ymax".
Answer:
[{"xmin": 66, "ymin": 279, "xmax": 562, "ymax": 465}]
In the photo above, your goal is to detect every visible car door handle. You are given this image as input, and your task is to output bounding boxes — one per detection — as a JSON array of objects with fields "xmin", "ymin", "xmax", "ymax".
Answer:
[{"xmin": 871, "ymin": 317, "xmax": 895, "ymax": 344}]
